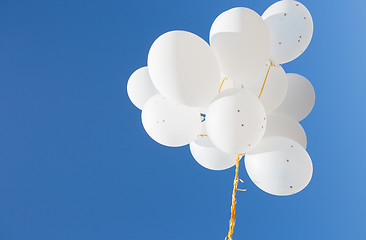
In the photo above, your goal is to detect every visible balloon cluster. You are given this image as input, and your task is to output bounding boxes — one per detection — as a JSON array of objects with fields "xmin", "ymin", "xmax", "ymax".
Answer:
[{"xmin": 127, "ymin": 0, "xmax": 314, "ymax": 196}]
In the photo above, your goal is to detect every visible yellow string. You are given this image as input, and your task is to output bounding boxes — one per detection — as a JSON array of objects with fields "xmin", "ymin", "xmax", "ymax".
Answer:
[
  {"xmin": 258, "ymin": 62, "xmax": 273, "ymax": 99},
  {"xmin": 227, "ymin": 154, "xmax": 245, "ymax": 240},
  {"xmin": 258, "ymin": 61, "xmax": 282, "ymax": 99},
  {"xmin": 224, "ymin": 60, "xmax": 283, "ymax": 240},
  {"xmin": 219, "ymin": 77, "xmax": 228, "ymax": 93}
]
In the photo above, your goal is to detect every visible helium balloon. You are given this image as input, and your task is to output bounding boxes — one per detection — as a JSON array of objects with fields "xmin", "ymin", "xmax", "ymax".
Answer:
[
  {"xmin": 206, "ymin": 89, "xmax": 266, "ymax": 154},
  {"xmin": 264, "ymin": 113, "xmax": 307, "ymax": 148},
  {"xmin": 127, "ymin": 67, "xmax": 159, "ymax": 110},
  {"xmin": 262, "ymin": 0, "xmax": 313, "ymax": 64},
  {"xmin": 245, "ymin": 136, "xmax": 313, "ymax": 196},
  {"xmin": 148, "ymin": 31, "xmax": 221, "ymax": 108},
  {"xmin": 246, "ymin": 61, "xmax": 287, "ymax": 113},
  {"xmin": 210, "ymin": 7, "xmax": 270, "ymax": 85},
  {"xmin": 190, "ymin": 135, "xmax": 237, "ymax": 171},
  {"xmin": 274, "ymin": 73, "xmax": 315, "ymax": 121},
  {"xmin": 142, "ymin": 94, "xmax": 201, "ymax": 147}
]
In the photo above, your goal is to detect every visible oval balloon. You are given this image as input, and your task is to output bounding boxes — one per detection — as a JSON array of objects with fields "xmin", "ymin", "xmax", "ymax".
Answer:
[
  {"xmin": 142, "ymin": 94, "xmax": 201, "ymax": 147},
  {"xmin": 206, "ymin": 89, "xmax": 266, "ymax": 154},
  {"xmin": 148, "ymin": 31, "xmax": 221, "ymax": 108},
  {"xmin": 274, "ymin": 73, "xmax": 315, "ymax": 121},
  {"xmin": 246, "ymin": 61, "xmax": 287, "ymax": 113},
  {"xmin": 245, "ymin": 136, "xmax": 313, "ymax": 196},
  {"xmin": 262, "ymin": 0, "xmax": 314, "ymax": 64},
  {"xmin": 190, "ymin": 135, "xmax": 237, "ymax": 171},
  {"xmin": 210, "ymin": 7, "xmax": 270, "ymax": 85},
  {"xmin": 127, "ymin": 67, "xmax": 159, "ymax": 110},
  {"xmin": 264, "ymin": 113, "xmax": 307, "ymax": 148}
]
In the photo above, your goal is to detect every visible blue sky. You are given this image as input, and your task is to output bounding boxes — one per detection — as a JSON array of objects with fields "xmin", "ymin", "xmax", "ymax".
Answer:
[{"xmin": 1, "ymin": 0, "xmax": 365, "ymax": 239}]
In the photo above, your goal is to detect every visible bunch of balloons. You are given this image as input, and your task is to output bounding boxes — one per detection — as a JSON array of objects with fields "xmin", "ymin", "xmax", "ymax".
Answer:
[{"xmin": 127, "ymin": 0, "xmax": 314, "ymax": 196}]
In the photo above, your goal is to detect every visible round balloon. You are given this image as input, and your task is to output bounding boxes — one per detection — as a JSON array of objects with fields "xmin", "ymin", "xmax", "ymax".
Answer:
[
  {"xmin": 274, "ymin": 73, "xmax": 315, "ymax": 121},
  {"xmin": 142, "ymin": 94, "xmax": 201, "ymax": 147},
  {"xmin": 264, "ymin": 113, "xmax": 307, "ymax": 148},
  {"xmin": 127, "ymin": 67, "xmax": 159, "ymax": 110},
  {"xmin": 206, "ymin": 89, "xmax": 266, "ymax": 154},
  {"xmin": 210, "ymin": 7, "xmax": 270, "ymax": 85},
  {"xmin": 190, "ymin": 135, "xmax": 237, "ymax": 171},
  {"xmin": 262, "ymin": 0, "xmax": 313, "ymax": 64},
  {"xmin": 148, "ymin": 31, "xmax": 221, "ymax": 108},
  {"xmin": 246, "ymin": 61, "xmax": 287, "ymax": 113},
  {"xmin": 245, "ymin": 136, "xmax": 313, "ymax": 196}
]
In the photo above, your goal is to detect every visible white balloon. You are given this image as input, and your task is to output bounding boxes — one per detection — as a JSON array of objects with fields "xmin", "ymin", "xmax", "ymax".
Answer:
[
  {"xmin": 190, "ymin": 135, "xmax": 237, "ymax": 171},
  {"xmin": 264, "ymin": 113, "xmax": 307, "ymax": 148},
  {"xmin": 274, "ymin": 73, "xmax": 315, "ymax": 121},
  {"xmin": 148, "ymin": 31, "xmax": 221, "ymax": 108},
  {"xmin": 245, "ymin": 136, "xmax": 313, "ymax": 196},
  {"xmin": 141, "ymin": 94, "xmax": 201, "ymax": 147},
  {"xmin": 210, "ymin": 7, "xmax": 270, "ymax": 85},
  {"xmin": 127, "ymin": 67, "xmax": 159, "ymax": 110},
  {"xmin": 246, "ymin": 61, "xmax": 287, "ymax": 113},
  {"xmin": 262, "ymin": 0, "xmax": 314, "ymax": 64},
  {"xmin": 206, "ymin": 89, "xmax": 267, "ymax": 154}
]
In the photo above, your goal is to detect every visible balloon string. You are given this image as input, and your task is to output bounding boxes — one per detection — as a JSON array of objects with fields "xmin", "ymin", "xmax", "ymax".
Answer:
[
  {"xmin": 227, "ymin": 154, "xmax": 245, "ymax": 240},
  {"xmin": 258, "ymin": 62, "xmax": 273, "ymax": 99},
  {"xmin": 258, "ymin": 61, "xmax": 282, "ymax": 99},
  {"xmin": 225, "ymin": 61, "xmax": 282, "ymax": 240},
  {"xmin": 219, "ymin": 77, "xmax": 228, "ymax": 93}
]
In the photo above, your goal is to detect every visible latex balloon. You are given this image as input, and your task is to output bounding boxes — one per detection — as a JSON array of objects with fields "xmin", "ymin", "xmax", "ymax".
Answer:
[
  {"xmin": 246, "ymin": 61, "xmax": 287, "ymax": 113},
  {"xmin": 210, "ymin": 7, "xmax": 270, "ymax": 85},
  {"xmin": 274, "ymin": 73, "xmax": 315, "ymax": 121},
  {"xmin": 190, "ymin": 135, "xmax": 237, "ymax": 171},
  {"xmin": 148, "ymin": 31, "xmax": 221, "ymax": 108},
  {"xmin": 206, "ymin": 89, "xmax": 266, "ymax": 154},
  {"xmin": 127, "ymin": 67, "xmax": 159, "ymax": 110},
  {"xmin": 262, "ymin": 0, "xmax": 313, "ymax": 64},
  {"xmin": 142, "ymin": 94, "xmax": 201, "ymax": 147},
  {"xmin": 245, "ymin": 136, "xmax": 313, "ymax": 196},
  {"xmin": 264, "ymin": 113, "xmax": 307, "ymax": 148}
]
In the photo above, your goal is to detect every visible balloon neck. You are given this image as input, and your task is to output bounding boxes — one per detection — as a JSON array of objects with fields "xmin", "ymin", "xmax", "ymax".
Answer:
[{"xmin": 269, "ymin": 59, "xmax": 282, "ymax": 67}]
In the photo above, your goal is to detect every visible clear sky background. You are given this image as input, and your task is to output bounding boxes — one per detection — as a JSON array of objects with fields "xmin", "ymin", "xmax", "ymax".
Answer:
[{"xmin": 1, "ymin": 0, "xmax": 365, "ymax": 239}]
